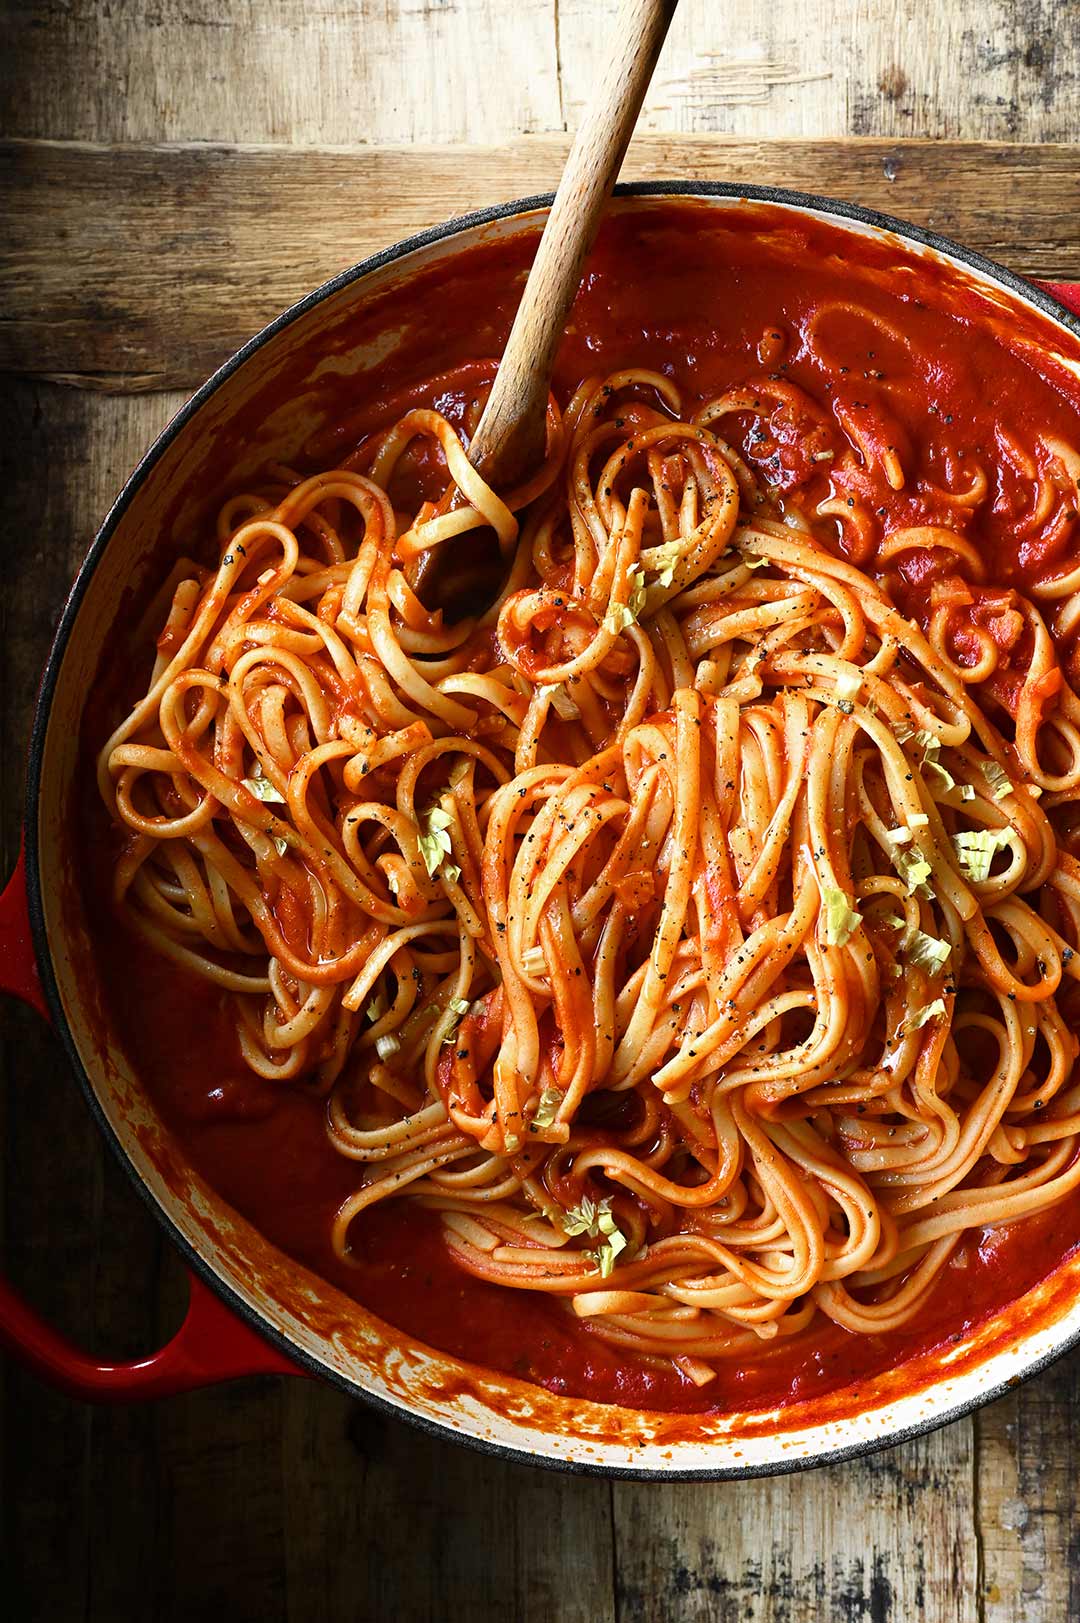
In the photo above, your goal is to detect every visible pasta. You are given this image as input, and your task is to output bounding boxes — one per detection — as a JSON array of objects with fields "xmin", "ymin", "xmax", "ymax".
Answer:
[{"xmin": 99, "ymin": 356, "xmax": 1080, "ymax": 1388}]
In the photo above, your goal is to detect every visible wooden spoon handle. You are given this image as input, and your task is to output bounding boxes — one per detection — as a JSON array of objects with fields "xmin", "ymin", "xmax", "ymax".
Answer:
[{"xmin": 467, "ymin": 0, "xmax": 679, "ymax": 491}]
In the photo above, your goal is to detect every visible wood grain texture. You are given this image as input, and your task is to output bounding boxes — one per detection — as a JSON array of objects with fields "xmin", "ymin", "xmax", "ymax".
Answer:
[
  {"xmin": 977, "ymin": 1350, "xmax": 1080, "ymax": 1622},
  {"xmin": 5, "ymin": 135, "xmax": 1080, "ymax": 391},
  {"xmin": 0, "ymin": 0, "xmax": 565, "ymax": 145},
  {"xmin": 281, "ymin": 1388, "xmax": 616, "ymax": 1623},
  {"xmin": 3, "ymin": 1, "xmax": 1080, "ymax": 1620},
  {"xmin": 614, "ymin": 1425, "xmax": 976, "ymax": 1623},
  {"xmin": 0, "ymin": 384, "xmax": 178, "ymax": 1623},
  {"xmin": 567, "ymin": 0, "xmax": 1080, "ymax": 142},
  {"xmin": 468, "ymin": 0, "xmax": 678, "ymax": 486},
  {"xmin": 4, "ymin": 0, "xmax": 1079, "ymax": 144}
]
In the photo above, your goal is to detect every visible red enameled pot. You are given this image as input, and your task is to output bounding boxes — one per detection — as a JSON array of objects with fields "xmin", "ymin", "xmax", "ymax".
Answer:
[{"xmin": 3, "ymin": 184, "xmax": 1080, "ymax": 1478}]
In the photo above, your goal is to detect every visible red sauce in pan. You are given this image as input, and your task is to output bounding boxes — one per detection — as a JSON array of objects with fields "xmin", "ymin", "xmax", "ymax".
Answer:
[{"xmin": 82, "ymin": 204, "xmax": 1080, "ymax": 1415}]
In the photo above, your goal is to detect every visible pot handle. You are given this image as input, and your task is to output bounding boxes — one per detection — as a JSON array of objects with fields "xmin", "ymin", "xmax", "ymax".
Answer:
[
  {"xmin": 0, "ymin": 848, "xmax": 301, "ymax": 1399},
  {"xmin": 1038, "ymin": 281, "xmax": 1080, "ymax": 318}
]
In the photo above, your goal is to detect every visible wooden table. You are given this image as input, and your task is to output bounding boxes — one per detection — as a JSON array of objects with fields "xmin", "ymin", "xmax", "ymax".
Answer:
[{"xmin": 3, "ymin": 4, "xmax": 1080, "ymax": 1618}]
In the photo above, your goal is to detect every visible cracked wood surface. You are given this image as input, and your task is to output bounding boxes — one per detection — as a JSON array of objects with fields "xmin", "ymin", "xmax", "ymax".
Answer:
[{"xmin": 2, "ymin": 2, "xmax": 1079, "ymax": 1620}]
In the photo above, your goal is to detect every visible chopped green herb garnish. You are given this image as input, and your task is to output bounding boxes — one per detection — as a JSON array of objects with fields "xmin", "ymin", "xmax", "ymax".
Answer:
[
  {"xmin": 604, "ymin": 569, "xmax": 646, "ymax": 634},
  {"xmin": 900, "ymin": 998, "xmax": 947, "ymax": 1037},
  {"xmin": 562, "ymin": 1195, "xmax": 613, "ymax": 1239},
  {"xmin": 821, "ymin": 886, "xmax": 861, "ymax": 947},
  {"xmin": 440, "ymin": 995, "xmax": 471, "ymax": 1045},
  {"xmin": 561, "ymin": 1197, "xmax": 629, "ymax": 1276},
  {"xmin": 893, "ymin": 723, "xmax": 958, "ymax": 794},
  {"xmin": 537, "ymin": 683, "xmax": 581, "ymax": 721},
  {"xmin": 589, "ymin": 1227, "xmax": 628, "ymax": 1278},
  {"xmin": 242, "ymin": 766, "xmax": 285, "ymax": 803},
  {"xmin": 532, "ymin": 1086, "xmax": 563, "ymax": 1130},
  {"xmin": 892, "ymin": 846, "xmax": 933, "ymax": 896},
  {"xmin": 908, "ymin": 729, "xmax": 957, "ymax": 794},
  {"xmin": 905, "ymin": 929, "xmax": 952, "ymax": 976},
  {"xmin": 952, "ymin": 828, "xmax": 1009, "ymax": 883},
  {"xmin": 418, "ymin": 803, "xmax": 455, "ymax": 878},
  {"xmin": 651, "ymin": 540, "xmax": 683, "ymax": 588},
  {"xmin": 925, "ymin": 759, "xmax": 957, "ymax": 793},
  {"xmin": 983, "ymin": 760, "xmax": 1013, "ymax": 802}
]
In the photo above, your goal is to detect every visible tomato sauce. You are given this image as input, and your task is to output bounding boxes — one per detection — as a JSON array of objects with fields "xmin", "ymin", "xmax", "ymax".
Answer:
[{"xmin": 83, "ymin": 203, "xmax": 1080, "ymax": 1415}]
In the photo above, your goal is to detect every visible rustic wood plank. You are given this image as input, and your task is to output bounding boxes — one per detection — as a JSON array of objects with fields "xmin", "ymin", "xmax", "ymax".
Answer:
[
  {"xmin": 5, "ymin": 0, "xmax": 1079, "ymax": 147},
  {"xmin": 976, "ymin": 1350, "xmax": 1080, "ymax": 1623},
  {"xmin": 0, "ymin": 1006, "xmax": 97, "ymax": 1623},
  {"xmin": 4, "ymin": 135, "xmax": 1080, "ymax": 392},
  {"xmin": 0, "ymin": 0, "xmax": 563, "ymax": 145},
  {"xmin": 0, "ymin": 382, "xmax": 295, "ymax": 1622},
  {"xmin": 150, "ymin": 1381, "xmax": 291, "ymax": 1623},
  {"xmin": 575, "ymin": 0, "xmax": 1080, "ymax": 143},
  {"xmin": 0, "ymin": 380, "xmax": 151, "ymax": 1623},
  {"xmin": 841, "ymin": 0, "xmax": 1080, "ymax": 142},
  {"xmin": 613, "ymin": 1426, "xmax": 977, "ymax": 1623},
  {"xmin": 282, "ymin": 1385, "xmax": 616, "ymax": 1622}
]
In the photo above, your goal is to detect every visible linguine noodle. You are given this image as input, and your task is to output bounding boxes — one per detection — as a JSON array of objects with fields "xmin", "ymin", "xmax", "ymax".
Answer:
[{"xmin": 100, "ymin": 363, "xmax": 1080, "ymax": 1386}]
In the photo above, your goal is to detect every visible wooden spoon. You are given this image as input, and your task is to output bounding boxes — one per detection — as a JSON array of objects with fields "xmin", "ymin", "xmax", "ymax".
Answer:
[
  {"xmin": 419, "ymin": 0, "xmax": 678, "ymax": 614},
  {"xmin": 469, "ymin": 0, "xmax": 679, "ymax": 491}
]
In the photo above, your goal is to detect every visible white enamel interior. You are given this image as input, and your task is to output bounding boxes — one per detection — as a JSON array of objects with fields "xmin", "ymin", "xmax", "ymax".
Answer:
[{"xmin": 33, "ymin": 192, "xmax": 1080, "ymax": 1476}]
